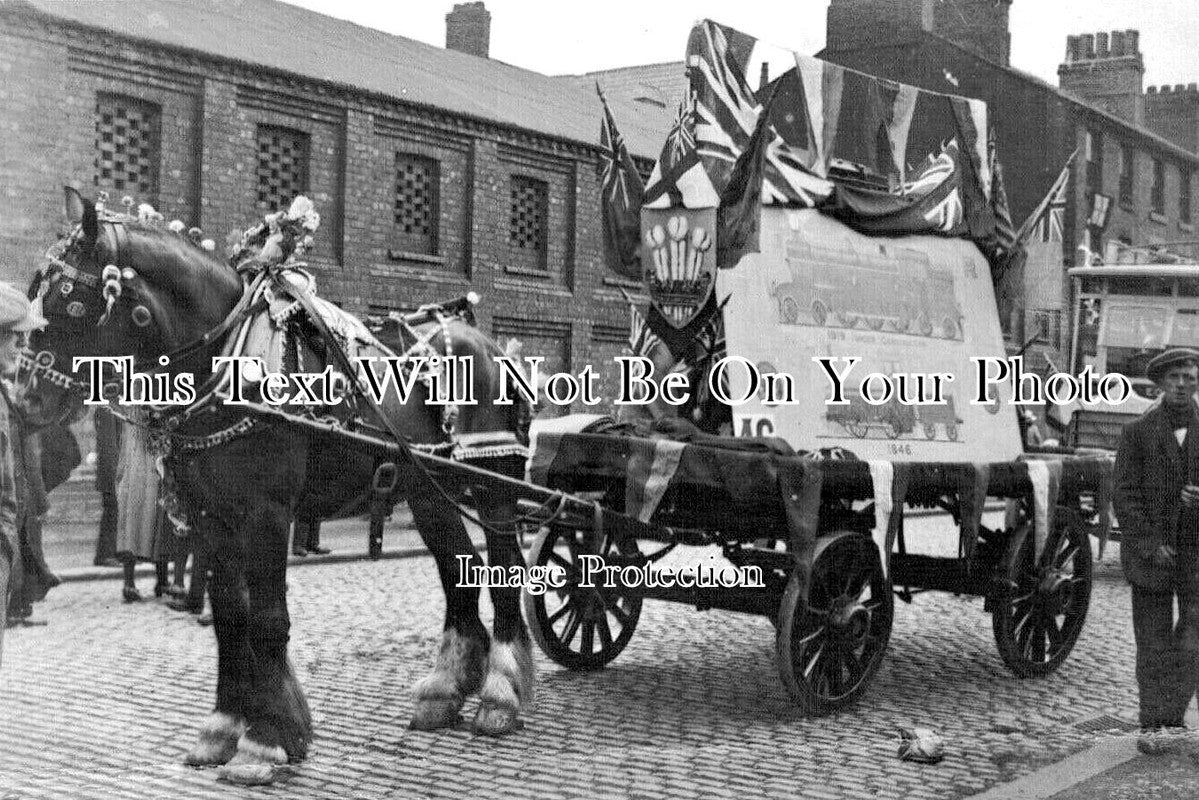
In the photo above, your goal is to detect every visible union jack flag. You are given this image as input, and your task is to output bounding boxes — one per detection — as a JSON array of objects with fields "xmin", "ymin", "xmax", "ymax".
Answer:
[
  {"xmin": 686, "ymin": 21, "xmax": 832, "ymax": 207},
  {"xmin": 642, "ymin": 92, "xmax": 720, "ymax": 209},
  {"xmin": 1016, "ymin": 150, "xmax": 1077, "ymax": 245}
]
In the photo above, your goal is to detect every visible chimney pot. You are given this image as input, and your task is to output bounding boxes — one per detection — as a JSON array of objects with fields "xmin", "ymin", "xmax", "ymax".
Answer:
[
  {"xmin": 1096, "ymin": 32, "xmax": 1109, "ymax": 57},
  {"xmin": 445, "ymin": 2, "xmax": 491, "ymax": 59},
  {"xmin": 1127, "ymin": 30, "xmax": 1140, "ymax": 55},
  {"xmin": 1110, "ymin": 30, "xmax": 1125, "ymax": 57}
]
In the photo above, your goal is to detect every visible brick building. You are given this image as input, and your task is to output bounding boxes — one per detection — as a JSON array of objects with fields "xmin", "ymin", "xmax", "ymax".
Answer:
[
  {"xmin": 812, "ymin": 0, "xmax": 1199, "ymax": 359},
  {"xmin": 0, "ymin": 0, "xmax": 672, "ymax": 404}
]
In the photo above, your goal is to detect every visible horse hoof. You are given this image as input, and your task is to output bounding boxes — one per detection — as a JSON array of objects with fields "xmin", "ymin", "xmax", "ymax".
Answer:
[
  {"xmin": 472, "ymin": 702, "xmax": 522, "ymax": 737},
  {"xmin": 409, "ymin": 698, "xmax": 463, "ymax": 731},
  {"xmin": 185, "ymin": 736, "xmax": 239, "ymax": 767},
  {"xmin": 217, "ymin": 762, "xmax": 285, "ymax": 786},
  {"xmin": 185, "ymin": 713, "xmax": 244, "ymax": 767},
  {"xmin": 217, "ymin": 738, "xmax": 288, "ymax": 784}
]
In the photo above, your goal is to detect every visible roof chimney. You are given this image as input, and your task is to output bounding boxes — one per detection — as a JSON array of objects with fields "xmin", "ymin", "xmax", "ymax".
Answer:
[
  {"xmin": 446, "ymin": 2, "xmax": 490, "ymax": 59},
  {"xmin": 1059, "ymin": 29, "xmax": 1145, "ymax": 124}
]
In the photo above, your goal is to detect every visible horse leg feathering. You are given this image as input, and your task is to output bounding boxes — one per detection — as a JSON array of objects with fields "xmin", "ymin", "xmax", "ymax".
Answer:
[
  {"xmin": 471, "ymin": 478, "xmax": 536, "ymax": 736},
  {"xmin": 405, "ymin": 481, "xmax": 490, "ymax": 731}
]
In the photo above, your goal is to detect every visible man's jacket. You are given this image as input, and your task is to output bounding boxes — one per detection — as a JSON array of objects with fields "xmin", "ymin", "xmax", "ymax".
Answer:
[{"xmin": 1114, "ymin": 401, "xmax": 1199, "ymax": 590}]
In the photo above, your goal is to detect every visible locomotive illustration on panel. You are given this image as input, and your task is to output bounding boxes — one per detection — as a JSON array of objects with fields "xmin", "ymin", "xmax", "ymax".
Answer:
[{"xmin": 771, "ymin": 236, "xmax": 965, "ymax": 340}]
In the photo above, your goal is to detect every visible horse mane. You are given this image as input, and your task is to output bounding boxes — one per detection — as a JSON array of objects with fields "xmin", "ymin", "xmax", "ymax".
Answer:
[{"xmin": 115, "ymin": 220, "xmax": 242, "ymax": 296}]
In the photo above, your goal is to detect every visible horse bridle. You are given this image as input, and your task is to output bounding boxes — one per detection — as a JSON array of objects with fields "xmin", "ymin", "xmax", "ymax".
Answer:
[{"xmin": 24, "ymin": 219, "xmax": 265, "ymax": 419}]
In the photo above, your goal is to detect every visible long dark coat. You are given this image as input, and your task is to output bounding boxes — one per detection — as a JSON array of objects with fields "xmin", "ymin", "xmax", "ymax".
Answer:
[{"xmin": 1114, "ymin": 401, "xmax": 1199, "ymax": 591}]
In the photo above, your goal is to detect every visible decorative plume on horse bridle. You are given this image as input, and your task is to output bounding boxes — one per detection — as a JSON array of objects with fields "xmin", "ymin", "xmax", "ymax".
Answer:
[{"xmin": 227, "ymin": 196, "xmax": 321, "ymax": 272}]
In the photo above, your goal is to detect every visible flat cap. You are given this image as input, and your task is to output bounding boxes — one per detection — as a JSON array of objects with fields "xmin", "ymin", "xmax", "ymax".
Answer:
[
  {"xmin": 0, "ymin": 282, "xmax": 47, "ymax": 333},
  {"xmin": 1147, "ymin": 347, "xmax": 1199, "ymax": 383}
]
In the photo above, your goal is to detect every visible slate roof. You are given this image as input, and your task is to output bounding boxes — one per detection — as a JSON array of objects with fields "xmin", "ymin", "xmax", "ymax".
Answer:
[{"xmin": 13, "ymin": 0, "xmax": 673, "ymax": 158}]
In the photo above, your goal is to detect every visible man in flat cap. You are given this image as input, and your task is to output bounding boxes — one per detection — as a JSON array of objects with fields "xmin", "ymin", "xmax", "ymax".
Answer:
[
  {"xmin": 0, "ymin": 281, "xmax": 47, "ymax": 666},
  {"xmin": 1115, "ymin": 347, "xmax": 1199, "ymax": 753}
]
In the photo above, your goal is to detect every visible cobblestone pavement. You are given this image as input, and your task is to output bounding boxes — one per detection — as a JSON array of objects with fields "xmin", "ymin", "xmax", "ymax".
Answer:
[{"xmin": 0, "ymin": 517, "xmax": 1144, "ymax": 800}]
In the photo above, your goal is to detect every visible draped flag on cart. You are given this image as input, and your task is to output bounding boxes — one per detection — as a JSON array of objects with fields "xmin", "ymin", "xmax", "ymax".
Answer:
[
  {"xmin": 598, "ymin": 84, "xmax": 646, "ymax": 280},
  {"xmin": 643, "ymin": 93, "xmax": 720, "ymax": 210},
  {"xmin": 826, "ymin": 141, "xmax": 969, "ymax": 237},
  {"xmin": 686, "ymin": 20, "xmax": 833, "ymax": 206}
]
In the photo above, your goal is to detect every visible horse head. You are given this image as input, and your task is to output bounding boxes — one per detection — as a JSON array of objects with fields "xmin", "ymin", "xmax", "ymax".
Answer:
[{"xmin": 22, "ymin": 186, "xmax": 243, "ymax": 426}]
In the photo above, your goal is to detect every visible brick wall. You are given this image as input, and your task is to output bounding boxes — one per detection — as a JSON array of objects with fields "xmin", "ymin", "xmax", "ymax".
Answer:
[
  {"xmin": 0, "ymin": 7, "xmax": 644, "ymax": 414},
  {"xmin": 1146, "ymin": 85, "xmax": 1199, "ymax": 153}
]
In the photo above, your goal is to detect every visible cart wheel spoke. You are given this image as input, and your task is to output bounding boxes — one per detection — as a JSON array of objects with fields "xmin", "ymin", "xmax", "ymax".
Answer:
[
  {"xmin": 581, "ymin": 619, "xmax": 596, "ymax": 655},
  {"xmin": 559, "ymin": 605, "xmax": 584, "ymax": 647},
  {"xmin": 546, "ymin": 600, "xmax": 574, "ymax": 627},
  {"xmin": 596, "ymin": 610, "xmax": 614, "ymax": 650},
  {"xmin": 607, "ymin": 601, "xmax": 633, "ymax": 627},
  {"xmin": 801, "ymin": 640, "xmax": 827, "ymax": 681}
]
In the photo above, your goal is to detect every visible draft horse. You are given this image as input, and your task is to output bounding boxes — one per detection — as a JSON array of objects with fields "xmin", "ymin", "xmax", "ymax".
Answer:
[{"xmin": 22, "ymin": 188, "xmax": 535, "ymax": 783}]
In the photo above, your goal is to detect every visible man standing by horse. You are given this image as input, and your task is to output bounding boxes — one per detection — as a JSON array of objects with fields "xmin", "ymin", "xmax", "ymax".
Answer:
[
  {"xmin": 1115, "ymin": 347, "xmax": 1199, "ymax": 754},
  {"xmin": 0, "ymin": 281, "xmax": 49, "ymax": 662}
]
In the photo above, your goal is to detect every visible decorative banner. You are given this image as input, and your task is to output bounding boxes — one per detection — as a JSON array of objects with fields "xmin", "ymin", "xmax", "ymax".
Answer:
[{"xmin": 718, "ymin": 208, "xmax": 1022, "ymax": 462}]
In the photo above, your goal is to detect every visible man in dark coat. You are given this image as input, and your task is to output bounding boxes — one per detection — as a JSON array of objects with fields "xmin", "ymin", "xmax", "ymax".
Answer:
[
  {"xmin": 1114, "ymin": 347, "xmax": 1199, "ymax": 753},
  {"xmin": 0, "ymin": 282, "xmax": 48, "ymax": 660}
]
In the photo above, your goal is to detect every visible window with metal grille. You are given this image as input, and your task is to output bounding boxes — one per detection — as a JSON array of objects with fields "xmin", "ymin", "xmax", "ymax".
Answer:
[
  {"xmin": 509, "ymin": 175, "xmax": 548, "ymax": 267},
  {"xmin": 93, "ymin": 94, "xmax": 161, "ymax": 202},
  {"xmin": 256, "ymin": 125, "xmax": 309, "ymax": 211},
  {"xmin": 1118, "ymin": 144, "xmax": 1134, "ymax": 207},
  {"xmin": 393, "ymin": 153, "xmax": 439, "ymax": 255},
  {"xmin": 1151, "ymin": 159, "xmax": 1165, "ymax": 214},
  {"xmin": 1182, "ymin": 169, "xmax": 1192, "ymax": 223}
]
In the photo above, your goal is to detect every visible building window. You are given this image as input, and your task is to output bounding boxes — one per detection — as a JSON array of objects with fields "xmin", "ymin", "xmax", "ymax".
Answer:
[
  {"xmin": 509, "ymin": 175, "xmax": 548, "ymax": 268},
  {"xmin": 1119, "ymin": 144, "xmax": 1134, "ymax": 207},
  {"xmin": 1151, "ymin": 159, "xmax": 1165, "ymax": 214},
  {"xmin": 1182, "ymin": 168, "xmax": 1193, "ymax": 224},
  {"xmin": 1085, "ymin": 130, "xmax": 1102, "ymax": 194},
  {"xmin": 93, "ymin": 94, "xmax": 161, "ymax": 203},
  {"xmin": 256, "ymin": 125, "xmax": 309, "ymax": 211},
  {"xmin": 393, "ymin": 153, "xmax": 439, "ymax": 255}
]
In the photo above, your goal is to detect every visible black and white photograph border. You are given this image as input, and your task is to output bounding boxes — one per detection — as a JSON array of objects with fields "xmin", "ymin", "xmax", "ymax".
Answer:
[{"xmin": 2, "ymin": 1, "xmax": 1199, "ymax": 798}]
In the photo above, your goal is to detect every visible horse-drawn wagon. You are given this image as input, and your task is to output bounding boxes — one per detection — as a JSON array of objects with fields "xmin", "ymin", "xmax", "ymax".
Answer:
[
  {"xmin": 17, "ymin": 15, "xmax": 1113, "ymax": 787},
  {"xmin": 501, "ymin": 18, "xmax": 1116, "ymax": 716}
]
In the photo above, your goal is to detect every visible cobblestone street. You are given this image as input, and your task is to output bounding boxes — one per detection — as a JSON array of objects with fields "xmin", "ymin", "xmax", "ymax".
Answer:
[{"xmin": 0, "ymin": 515, "xmax": 1152, "ymax": 800}]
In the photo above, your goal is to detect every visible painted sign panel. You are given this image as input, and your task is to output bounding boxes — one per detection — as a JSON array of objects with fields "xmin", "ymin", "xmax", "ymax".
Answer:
[{"xmin": 718, "ymin": 208, "xmax": 1022, "ymax": 461}]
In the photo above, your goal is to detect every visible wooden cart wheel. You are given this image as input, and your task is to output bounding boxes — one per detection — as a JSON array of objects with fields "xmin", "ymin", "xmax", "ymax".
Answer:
[
  {"xmin": 812, "ymin": 301, "xmax": 828, "ymax": 326},
  {"xmin": 522, "ymin": 524, "xmax": 642, "ymax": 671},
  {"xmin": 991, "ymin": 520, "xmax": 1092, "ymax": 677},
  {"xmin": 777, "ymin": 531, "xmax": 894, "ymax": 716},
  {"xmin": 781, "ymin": 297, "xmax": 800, "ymax": 324}
]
